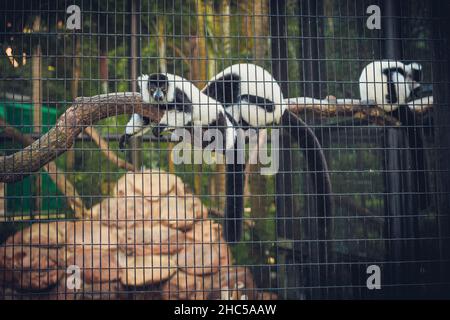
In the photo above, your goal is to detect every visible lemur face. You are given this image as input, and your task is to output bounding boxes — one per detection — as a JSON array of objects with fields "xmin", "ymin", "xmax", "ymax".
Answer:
[
  {"xmin": 137, "ymin": 73, "xmax": 173, "ymax": 104},
  {"xmin": 148, "ymin": 73, "xmax": 169, "ymax": 102}
]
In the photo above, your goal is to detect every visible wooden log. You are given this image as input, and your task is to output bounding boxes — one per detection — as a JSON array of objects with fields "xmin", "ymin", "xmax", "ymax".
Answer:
[
  {"xmin": 287, "ymin": 98, "xmax": 401, "ymax": 126},
  {"xmin": 0, "ymin": 93, "xmax": 162, "ymax": 183},
  {"xmin": 287, "ymin": 96, "xmax": 433, "ymax": 123},
  {"xmin": 0, "ymin": 118, "xmax": 87, "ymax": 218},
  {"xmin": 0, "ymin": 92, "xmax": 433, "ymax": 185}
]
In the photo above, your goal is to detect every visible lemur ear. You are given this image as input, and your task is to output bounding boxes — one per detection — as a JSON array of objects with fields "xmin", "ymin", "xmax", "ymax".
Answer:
[{"xmin": 137, "ymin": 74, "xmax": 149, "ymax": 90}]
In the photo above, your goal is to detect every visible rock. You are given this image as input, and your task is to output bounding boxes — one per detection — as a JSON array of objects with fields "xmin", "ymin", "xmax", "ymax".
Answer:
[
  {"xmin": 64, "ymin": 220, "xmax": 120, "ymax": 251},
  {"xmin": 156, "ymin": 195, "xmax": 208, "ymax": 230},
  {"xmin": 65, "ymin": 248, "xmax": 122, "ymax": 284},
  {"xmin": 162, "ymin": 266, "xmax": 259, "ymax": 301},
  {"xmin": 95, "ymin": 196, "xmax": 151, "ymax": 228},
  {"xmin": 96, "ymin": 194, "xmax": 206, "ymax": 230},
  {"xmin": 177, "ymin": 243, "xmax": 222, "ymax": 275},
  {"xmin": 0, "ymin": 245, "xmax": 63, "ymax": 290},
  {"xmin": 209, "ymin": 267, "xmax": 259, "ymax": 300},
  {"xmin": 49, "ymin": 278, "xmax": 124, "ymax": 300},
  {"xmin": 114, "ymin": 170, "xmax": 185, "ymax": 199},
  {"xmin": 119, "ymin": 254, "xmax": 177, "ymax": 286},
  {"xmin": 95, "ymin": 171, "xmax": 206, "ymax": 230},
  {"xmin": 5, "ymin": 222, "xmax": 68, "ymax": 247},
  {"xmin": 161, "ymin": 270, "xmax": 220, "ymax": 300},
  {"xmin": 258, "ymin": 291, "xmax": 278, "ymax": 300},
  {"xmin": 119, "ymin": 224, "xmax": 185, "ymax": 256},
  {"xmin": 185, "ymin": 221, "xmax": 223, "ymax": 244}
]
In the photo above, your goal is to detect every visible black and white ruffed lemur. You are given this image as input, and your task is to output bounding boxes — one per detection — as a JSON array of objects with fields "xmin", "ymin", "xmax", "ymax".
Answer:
[
  {"xmin": 359, "ymin": 60, "xmax": 430, "ymax": 210},
  {"xmin": 121, "ymin": 64, "xmax": 332, "ymax": 242}
]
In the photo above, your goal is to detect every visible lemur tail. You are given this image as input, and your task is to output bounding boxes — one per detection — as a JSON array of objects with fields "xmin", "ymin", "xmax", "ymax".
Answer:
[
  {"xmin": 224, "ymin": 143, "xmax": 245, "ymax": 242},
  {"xmin": 280, "ymin": 110, "xmax": 333, "ymax": 219}
]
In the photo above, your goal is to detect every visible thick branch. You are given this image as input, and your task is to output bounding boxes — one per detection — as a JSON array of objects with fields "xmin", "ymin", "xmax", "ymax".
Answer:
[
  {"xmin": 287, "ymin": 98, "xmax": 401, "ymax": 126},
  {"xmin": 0, "ymin": 92, "xmax": 433, "ymax": 184},
  {"xmin": 287, "ymin": 96, "xmax": 433, "ymax": 125},
  {"xmin": 0, "ymin": 118, "xmax": 86, "ymax": 218},
  {"xmin": 0, "ymin": 93, "xmax": 161, "ymax": 183}
]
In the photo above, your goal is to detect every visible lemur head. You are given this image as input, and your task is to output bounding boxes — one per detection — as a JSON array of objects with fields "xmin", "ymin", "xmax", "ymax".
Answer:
[
  {"xmin": 149, "ymin": 73, "xmax": 236, "ymax": 150},
  {"xmin": 137, "ymin": 73, "xmax": 175, "ymax": 104}
]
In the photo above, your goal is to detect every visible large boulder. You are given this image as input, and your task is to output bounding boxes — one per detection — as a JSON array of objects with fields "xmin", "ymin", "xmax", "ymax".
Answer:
[{"xmin": 119, "ymin": 224, "xmax": 185, "ymax": 256}]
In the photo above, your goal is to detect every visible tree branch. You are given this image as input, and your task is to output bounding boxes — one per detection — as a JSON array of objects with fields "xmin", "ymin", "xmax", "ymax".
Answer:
[
  {"xmin": 287, "ymin": 97, "xmax": 400, "ymax": 126},
  {"xmin": 0, "ymin": 93, "xmax": 162, "ymax": 183},
  {"xmin": 0, "ymin": 92, "xmax": 433, "ymax": 184},
  {"xmin": 287, "ymin": 96, "xmax": 433, "ymax": 125},
  {"xmin": 0, "ymin": 118, "xmax": 87, "ymax": 218}
]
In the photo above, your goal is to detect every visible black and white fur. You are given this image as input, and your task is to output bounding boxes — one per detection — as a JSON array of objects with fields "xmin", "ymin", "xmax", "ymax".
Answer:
[
  {"xmin": 121, "ymin": 73, "xmax": 235, "ymax": 150},
  {"xmin": 205, "ymin": 63, "xmax": 286, "ymax": 128},
  {"xmin": 133, "ymin": 73, "xmax": 243, "ymax": 242},
  {"xmin": 119, "ymin": 74, "xmax": 165, "ymax": 149},
  {"xmin": 204, "ymin": 63, "xmax": 332, "ymax": 242},
  {"xmin": 122, "ymin": 64, "xmax": 286, "ymax": 144},
  {"xmin": 360, "ymin": 61, "xmax": 429, "ymax": 210},
  {"xmin": 122, "ymin": 65, "xmax": 332, "ymax": 243},
  {"xmin": 148, "ymin": 73, "xmax": 236, "ymax": 151},
  {"xmin": 359, "ymin": 60, "xmax": 422, "ymax": 112}
]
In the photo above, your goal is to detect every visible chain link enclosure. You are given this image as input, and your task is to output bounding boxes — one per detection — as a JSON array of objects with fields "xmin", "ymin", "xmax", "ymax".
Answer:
[{"xmin": 0, "ymin": 0, "xmax": 449, "ymax": 300}]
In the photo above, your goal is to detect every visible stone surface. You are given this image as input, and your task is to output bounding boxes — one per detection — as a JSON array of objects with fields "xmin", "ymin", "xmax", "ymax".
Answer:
[
  {"xmin": 0, "ymin": 245, "xmax": 63, "ymax": 290},
  {"xmin": 119, "ymin": 224, "xmax": 185, "ymax": 256},
  {"xmin": 119, "ymin": 254, "xmax": 177, "ymax": 286}
]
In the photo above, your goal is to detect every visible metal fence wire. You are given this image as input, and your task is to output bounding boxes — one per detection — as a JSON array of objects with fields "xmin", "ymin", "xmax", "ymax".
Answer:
[{"xmin": 0, "ymin": 0, "xmax": 450, "ymax": 300}]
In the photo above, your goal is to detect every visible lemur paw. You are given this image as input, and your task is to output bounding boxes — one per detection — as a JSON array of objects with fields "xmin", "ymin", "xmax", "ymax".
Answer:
[{"xmin": 119, "ymin": 134, "xmax": 131, "ymax": 151}]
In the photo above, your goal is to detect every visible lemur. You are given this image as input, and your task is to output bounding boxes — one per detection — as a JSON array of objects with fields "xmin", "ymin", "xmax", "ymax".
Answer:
[
  {"xmin": 359, "ymin": 60, "xmax": 429, "ymax": 210},
  {"xmin": 121, "ymin": 64, "xmax": 332, "ymax": 242},
  {"xmin": 122, "ymin": 72, "xmax": 242, "ymax": 242},
  {"xmin": 202, "ymin": 64, "xmax": 332, "ymax": 240},
  {"xmin": 359, "ymin": 60, "xmax": 422, "ymax": 111}
]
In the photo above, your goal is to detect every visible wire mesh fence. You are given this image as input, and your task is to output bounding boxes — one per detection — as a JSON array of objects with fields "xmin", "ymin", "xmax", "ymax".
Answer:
[{"xmin": 0, "ymin": 0, "xmax": 449, "ymax": 300}]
